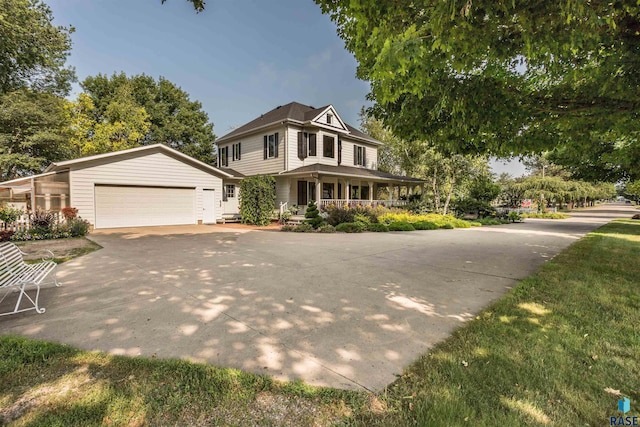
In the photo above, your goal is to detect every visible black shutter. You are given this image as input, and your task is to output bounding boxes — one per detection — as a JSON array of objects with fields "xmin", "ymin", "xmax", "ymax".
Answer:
[
  {"xmin": 338, "ymin": 137, "xmax": 342, "ymax": 165},
  {"xmin": 354, "ymin": 145, "xmax": 358, "ymax": 165},
  {"xmin": 362, "ymin": 147, "xmax": 366, "ymax": 167},
  {"xmin": 297, "ymin": 132, "xmax": 303, "ymax": 160},
  {"xmin": 274, "ymin": 132, "xmax": 279, "ymax": 158},
  {"xmin": 263, "ymin": 136, "xmax": 268, "ymax": 159},
  {"xmin": 238, "ymin": 142, "xmax": 241, "ymax": 161},
  {"xmin": 309, "ymin": 134, "xmax": 316, "ymax": 156}
]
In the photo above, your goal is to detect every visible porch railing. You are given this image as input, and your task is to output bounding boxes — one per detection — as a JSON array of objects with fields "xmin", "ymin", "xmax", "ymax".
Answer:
[
  {"xmin": 318, "ymin": 199, "xmax": 408, "ymax": 209},
  {"xmin": 0, "ymin": 212, "xmax": 65, "ymax": 232}
]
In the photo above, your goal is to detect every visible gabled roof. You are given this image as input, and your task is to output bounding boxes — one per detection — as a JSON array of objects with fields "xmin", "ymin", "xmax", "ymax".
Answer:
[
  {"xmin": 279, "ymin": 164, "xmax": 426, "ymax": 184},
  {"xmin": 216, "ymin": 102, "xmax": 382, "ymax": 145},
  {"xmin": 45, "ymin": 144, "xmax": 236, "ymax": 178}
]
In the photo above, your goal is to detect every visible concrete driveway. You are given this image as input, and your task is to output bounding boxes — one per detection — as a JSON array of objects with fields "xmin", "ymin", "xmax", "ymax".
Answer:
[{"xmin": 1, "ymin": 204, "xmax": 635, "ymax": 391}]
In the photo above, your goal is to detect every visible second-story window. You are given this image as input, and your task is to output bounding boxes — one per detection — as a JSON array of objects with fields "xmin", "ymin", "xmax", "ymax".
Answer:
[
  {"xmin": 263, "ymin": 132, "xmax": 279, "ymax": 159},
  {"xmin": 354, "ymin": 145, "xmax": 367, "ymax": 167},
  {"xmin": 323, "ymin": 135, "xmax": 335, "ymax": 158},
  {"xmin": 297, "ymin": 132, "xmax": 317, "ymax": 159},
  {"xmin": 327, "ymin": 114, "xmax": 333, "ymax": 124},
  {"xmin": 232, "ymin": 143, "xmax": 241, "ymax": 161},
  {"xmin": 219, "ymin": 146, "xmax": 229, "ymax": 167}
]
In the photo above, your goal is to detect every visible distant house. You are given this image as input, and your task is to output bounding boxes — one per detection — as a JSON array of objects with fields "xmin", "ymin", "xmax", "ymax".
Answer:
[{"xmin": 215, "ymin": 102, "xmax": 425, "ymax": 213}]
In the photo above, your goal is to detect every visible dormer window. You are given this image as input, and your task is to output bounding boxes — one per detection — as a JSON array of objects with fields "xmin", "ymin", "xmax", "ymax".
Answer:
[{"xmin": 327, "ymin": 114, "xmax": 332, "ymax": 124}]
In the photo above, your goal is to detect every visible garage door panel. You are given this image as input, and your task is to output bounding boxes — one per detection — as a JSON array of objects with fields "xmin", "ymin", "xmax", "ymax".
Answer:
[{"xmin": 95, "ymin": 186, "xmax": 195, "ymax": 228}]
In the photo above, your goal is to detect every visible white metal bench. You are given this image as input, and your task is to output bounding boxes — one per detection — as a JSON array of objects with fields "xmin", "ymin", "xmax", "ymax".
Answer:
[{"xmin": 0, "ymin": 242, "xmax": 60, "ymax": 317}]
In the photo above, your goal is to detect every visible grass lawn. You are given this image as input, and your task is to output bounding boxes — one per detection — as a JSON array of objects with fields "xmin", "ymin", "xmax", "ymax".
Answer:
[{"xmin": 1, "ymin": 220, "xmax": 638, "ymax": 425}]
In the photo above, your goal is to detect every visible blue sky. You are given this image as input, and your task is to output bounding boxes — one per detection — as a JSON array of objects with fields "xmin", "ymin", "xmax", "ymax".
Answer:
[
  {"xmin": 47, "ymin": 0, "xmax": 369, "ymax": 135},
  {"xmin": 47, "ymin": 0, "xmax": 525, "ymax": 176}
]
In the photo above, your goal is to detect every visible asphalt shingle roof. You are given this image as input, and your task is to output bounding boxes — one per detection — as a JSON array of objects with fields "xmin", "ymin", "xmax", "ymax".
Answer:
[{"xmin": 217, "ymin": 102, "xmax": 379, "ymax": 144}]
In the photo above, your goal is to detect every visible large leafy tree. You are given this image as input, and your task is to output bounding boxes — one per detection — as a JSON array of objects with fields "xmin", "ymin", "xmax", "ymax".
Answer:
[
  {"xmin": 0, "ymin": 0, "xmax": 75, "ymax": 180},
  {"xmin": 0, "ymin": 0, "xmax": 75, "ymax": 96},
  {"xmin": 362, "ymin": 114, "xmax": 488, "ymax": 214},
  {"xmin": 316, "ymin": 0, "xmax": 640, "ymax": 180},
  {"xmin": 66, "ymin": 88, "xmax": 151, "ymax": 157},
  {"xmin": 0, "ymin": 90, "xmax": 71, "ymax": 181},
  {"xmin": 80, "ymin": 73, "xmax": 216, "ymax": 164}
]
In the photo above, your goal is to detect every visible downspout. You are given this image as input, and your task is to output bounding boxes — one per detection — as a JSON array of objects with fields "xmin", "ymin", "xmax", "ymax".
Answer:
[{"xmin": 283, "ymin": 121, "xmax": 288, "ymax": 172}]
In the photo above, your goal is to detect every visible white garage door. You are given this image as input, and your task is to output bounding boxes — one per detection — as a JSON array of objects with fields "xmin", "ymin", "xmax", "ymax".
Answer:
[{"xmin": 95, "ymin": 185, "xmax": 196, "ymax": 228}]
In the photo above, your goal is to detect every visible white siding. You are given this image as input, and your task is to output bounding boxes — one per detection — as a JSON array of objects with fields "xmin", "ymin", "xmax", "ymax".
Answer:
[
  {"xmin": 312, "ymin": 107, "xmax": 347, "ymax": 131},
  {"xmin": 275, "ymin": 177, "xmax": 293, "ymax": 207},
  {"xmin": 287, "ymin": 125, "xmax": 304, "ymax": 171},
  {"xmin": 218, "ymin": 126, "xmax": 286, "ymax": 176},
  {"xmin": 70, "ymin": 151, "xmax": 223, "ymax": 226},
  {"xmin": 341, "ymin": 137, "xmax": 378, "ymax": 170}
]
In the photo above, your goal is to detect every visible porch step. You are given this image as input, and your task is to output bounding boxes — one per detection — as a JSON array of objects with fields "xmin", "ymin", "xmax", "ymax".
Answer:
[
  {"xmin": 285, "ymin": 215, "xmax": 306, "ymax": 225},
  {"xmin": 221, "ymin": 213, "xmax": 241, "ymax": 224}
]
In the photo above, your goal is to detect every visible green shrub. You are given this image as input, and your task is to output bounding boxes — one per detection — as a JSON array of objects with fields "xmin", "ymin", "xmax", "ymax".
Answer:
[
  {"xmin": 521, "ymin": 212, "xmax": 570, "ymax": 219},
  {"xmin": 388, "ymin": 221, "xmax": 415, "ymax": 231},
  {"xmin": 325, "ymin": 205, "xmax": 354, "ymax": 226},
  {"xmin": 440, "ymin": 223, "xmax": 454, "ymax": 229},
  {"xmin": 239, "ymin": 175, "xmax": 276, "ymax": 226},
  {"xmin": 0, "ymin": 205, "xmax": 23, "ymax": 229},
  {"xmin": 378, "ymin": 212, "xmax": 470, "ymax": 228},
  {"xmin": 280, "ymin": 225, "xmax": 296, "ymax": 232},
  {"xmin": 317, "ymin": 224, "xmax": 336, "ymax": 233},
  {"xmin": 473, "ymin": 218, "xmax": 510, "ymax": 226},
  {"xmin": 67, "ymin": 218, "xmax": 91, "ymax": 237},
  {"xmin": 508, "ymin": 211, "xmax": 523, "ymax": 222},
  {"xmin": 412, "ymin": 221, "xmax": 438, "ymax": 230},
  {"xmin": 335, "ymin": 222, "xmax": 365, "ymax": 233},
  {"xmin": 304, "ymin": 201, "xmax": 324, "ymax": 229},
  {"xmin": 278, "ymin": 210, "xmax": 292, "ymax": 224},
  {"xmin": 353, "ymin": 213, "xmax": 371, "ymax": 226},
  {"xmin": 293, "ymin": 223, "xmax": 315, "ymax": 232},
  {"xmin": 366, "ymin": 223, "xmax": 389, "ymax": 232}
]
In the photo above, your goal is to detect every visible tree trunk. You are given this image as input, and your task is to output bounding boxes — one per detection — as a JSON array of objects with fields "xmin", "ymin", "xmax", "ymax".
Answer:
[{"xmin": 443, "ymin": 174, "xmax": 456, "ymax": 215}]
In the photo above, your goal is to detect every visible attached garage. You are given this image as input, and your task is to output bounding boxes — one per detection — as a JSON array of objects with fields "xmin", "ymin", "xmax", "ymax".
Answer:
[
  {"xmin": 35, "ymin": 144, "xmax": 238, "ymax": 229},
  {"xmin": 94, "ymin": 185, "xmax": 196, "ymax": 229}
]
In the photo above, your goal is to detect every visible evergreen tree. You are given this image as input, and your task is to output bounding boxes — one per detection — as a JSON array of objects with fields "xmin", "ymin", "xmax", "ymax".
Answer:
[{"xmin": 304, "ymin": 201, "xmax": 324, "ymax": 229}]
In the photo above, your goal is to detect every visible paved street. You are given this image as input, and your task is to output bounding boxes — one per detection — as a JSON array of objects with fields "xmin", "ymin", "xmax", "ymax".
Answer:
[{"xmin": 1, "ymin": 204, "xmax": 635, "ymax": 391}]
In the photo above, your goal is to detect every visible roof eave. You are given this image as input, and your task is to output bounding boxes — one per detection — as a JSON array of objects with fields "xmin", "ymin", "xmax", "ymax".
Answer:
[{"xmin": 217, "ymin": 119, "xmax": 304, "ymax": 143}]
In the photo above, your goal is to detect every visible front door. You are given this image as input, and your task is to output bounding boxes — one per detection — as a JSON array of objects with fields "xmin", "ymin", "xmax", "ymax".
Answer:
[
  {"xmin": 297, "ymin": 180, "xmax": 307, "ymax": 206},
  {"xmin": 203, "ymin": 189, "xmax": 216, "ymax": 224}
]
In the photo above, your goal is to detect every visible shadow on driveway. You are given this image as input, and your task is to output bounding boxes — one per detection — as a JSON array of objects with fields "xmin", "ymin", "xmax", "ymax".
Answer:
[{"xmin": 1, "ymin": 204, "xmax": 635, "ymax": 390}]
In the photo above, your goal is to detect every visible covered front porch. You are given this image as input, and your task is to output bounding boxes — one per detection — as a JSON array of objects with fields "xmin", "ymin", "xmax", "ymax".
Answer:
[{"xmin": 275, "ymin": 164, "xmax": 426, "ymax": 214}]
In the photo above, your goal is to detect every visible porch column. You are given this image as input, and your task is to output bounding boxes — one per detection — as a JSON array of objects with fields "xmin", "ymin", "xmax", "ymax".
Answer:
[
  {"xmin": 283, "ymin": 179, "xmax": 291, "ymax": 205},
  {"xmin": 389, "ymin": 183, "xmax": 394, "ymax": 205},
  {"xmin": 30, "ymin": 177, "xmax": 36, "ymax": 213},
  {"xmin": 315, "ymin": 177, "xmax": 321, "ymax": 205},
  {"xmin": 421, "ymin": 183, "xmax": 427, "ymax": 201},
  {"xmin": 368, "ymin": 181, "xmax": 374, "ymax": 204},
  {"xmin": 345, "ymin": 179, "xmax": 350, "ymax": 206}
]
